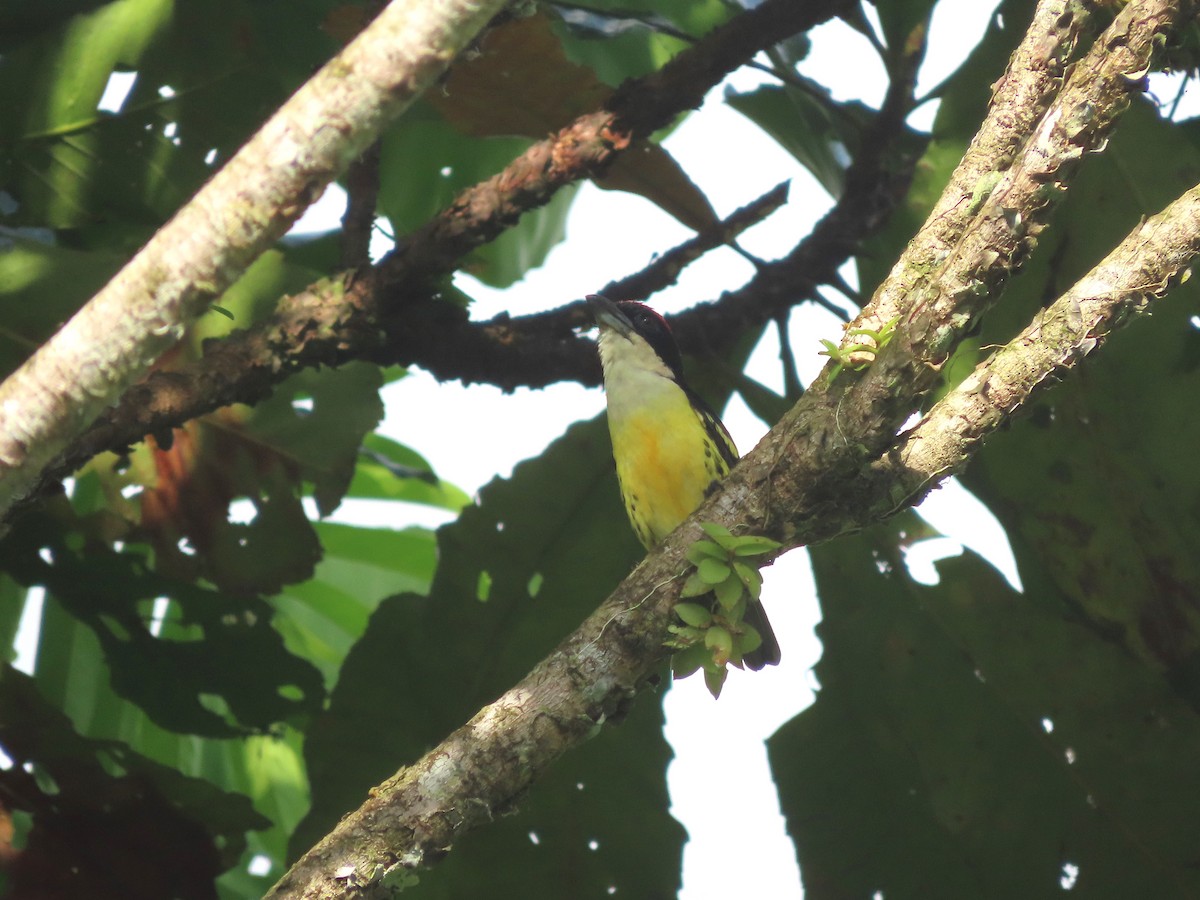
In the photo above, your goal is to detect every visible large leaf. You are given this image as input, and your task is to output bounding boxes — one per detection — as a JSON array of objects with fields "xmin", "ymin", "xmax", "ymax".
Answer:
[
  {"xmin": 772, "ymin": 517, "xmax": 1200, "ymax": 899},
  {"xmin": 0, "ymin": 665, "xmax": 269, "ymax": 899},
  {"xmin": 293, "ymin": 416, "xmax": 688, "ymax": 897},
  {"xmin": 433, "ymin": 12, "xmax": 719, "ymax": 234},
  {"xmin": 377, "ymin": 103, "xmax": 578, "ymax": 288},
  {"xmin": 272, "ymin": 521, "xmax": 439, "ymax": 691},
  {"xmin": 0, "ymin": 0, "xmax": 173, "ymax": 228},
  {"xmin": 1, "ymin": 503, "xmax": 325, "ymax": 737},
  {"xmin": 0, "ymin": 235, "xmax": 126, "ymax": 381},
  {"xmin": 941, "ymin": 98, "xmax": 1200, "ymax": 679},
  {"xmin": 119, "ymin": 362, "xmax": 383, "ymax": 595},
  {"xmin": 550, "ymin": 0, "xmax": 733, "ymax": 87},
  {"xmin": 346, "ymin": 433, "xmax": 471, "ymax": 512},
  {"xmin": 726, "ymin": 84, "xmax": 874, "ymax": 198}
]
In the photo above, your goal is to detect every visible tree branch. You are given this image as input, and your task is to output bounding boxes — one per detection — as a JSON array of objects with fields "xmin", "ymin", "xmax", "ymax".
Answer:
[
  {"xmin": 268, "ymin": 3, "xmax": 1193, "ymax": 896},
  {"xmin": 879, "ymin": 180, "xmax": 1200, "ymax": 511},
  {"xmin": 8, "ymin": 0, "xmax": 849, "ymax": 521},
  {"xmin": 0, "ymin": 0, "xmax": 512, "ymax": 520},
  {"xmin": 36, "ymin": 182, "xmax": 787, "ymax": 498},
  {"xmin": 741, "ymin": 0, "xmax": 1180, "ymax": 539}
]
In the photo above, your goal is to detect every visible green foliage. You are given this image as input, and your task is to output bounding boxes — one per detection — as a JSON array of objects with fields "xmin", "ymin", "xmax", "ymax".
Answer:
[
  {"xmin": 551, "ymin": 0, "xmax": 733, "ymax": 86},
  {"xmin": 960, "ymin": 96, "xmax": 1200, "ymax": 680},
  {"xmin": 727, "ymin": 84, "xmax": 872, "ymax": 198},
  {"xmin": 775, "ymin": 516, "xmax": 1200, "ymax": 898},
  {"xmin": 817, "ymin": 315, "xmax": 899, "ymax": 380},
  {"xmin": 670, "ymin": 523, "xmax": 779, "ymax": 696}
]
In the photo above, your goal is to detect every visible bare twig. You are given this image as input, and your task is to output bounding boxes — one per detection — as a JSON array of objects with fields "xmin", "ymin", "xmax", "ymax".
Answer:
[{"xmin": 340, "ymin": 143, "xmax": 382, "ymax": 269}]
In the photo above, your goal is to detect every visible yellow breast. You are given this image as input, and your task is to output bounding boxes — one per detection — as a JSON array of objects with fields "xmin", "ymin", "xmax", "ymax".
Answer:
[{"xmin": 610, "ymin": 402, "xmax": 726, "ymax": 548}]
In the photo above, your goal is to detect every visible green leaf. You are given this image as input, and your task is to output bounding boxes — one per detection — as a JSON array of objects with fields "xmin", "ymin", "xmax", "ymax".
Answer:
[
  {"xmin": 273, "ymin": 523, "xmax": 438, "ymax": 691},
  {"xmin": 867, "ymin": 0, "xmax": 937, "ymax": 60},
  {"xmin": 732, "ymin": 561, "xmax": 762, "ymax": 599},
  {"xmin": 698, "ymin": 521, "xmax": 735, "ymax": 548},
  {"xmin": 735, "ymin": 623, "xmax": 762, "ymax": 658},
  {"xmin": 550, "ymin": 0, "xmax": 733, "ymax": 87},
  {"xmin": 960, "ymin": 99, "xmax": 1200, "ymax": 674},
  {"xmin": 347, "ymin": 434, "xmax": 470, "ymax": 512},
  {"xmin": 377, "ymin": 103, "xmax": 580, "ymax": 288},
  {"xmin": 0, "ymin": 575, "xmax": 28, "ymax": 664},
  {"xmin": 703, "ymin": 665, "xmax": 727, "ymax": 699},
  {"xmin": 0, "ymin": 664, "xmax": 269, "ymax": 885},
  {"xmin": 773, "ymin": 514, "xmax": 1200, "ymax": 897},
  {"xmin": 704, "ymin": 625, "xmax": 733, "ymax": 662},
  {"xmin": 680, "ymin": 571, "xmax": 713, "ymax": 598},
  {"xmin": 726, "ymin": 83, "xmax": 864, "ymax": 197},
  {"xmin": 248, "ymin": 361, "xmax": 385, "ymax": 518},
  {"xmin": 696, "ymin": 556, "xmax": 732, "ymax": 585},
  {"xmin": 2, "ymin": 511, "xmax": 324, "ymax": 737},
  {"xmin": 672, "ymin": 642, "xmax": 710, "ymax": 680},
  {"xmin": 712, "ymin": 573, "xmax": 743, "ymax": 611},
  {"xmin": 0, "ymin": 237, "xmax": 125, "ymax": 380},
  {"xmin": 730, "ymin": 535, "xmax": 782, "ymax": 556},
  {"xmin": 674, "ymin": 602, "xmax": 712, "ymax": 628},
  {"xmin": 685, "ymin": 539, "xmax": 727, "ymax": 565}
]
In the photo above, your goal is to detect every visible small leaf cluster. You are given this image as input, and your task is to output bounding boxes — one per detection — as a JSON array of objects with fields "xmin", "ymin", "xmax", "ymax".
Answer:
[
  {"xmin": 668, "ymin": 523, "xmax": 780, "ymax": 697},
  {"xmin": 818, "ymin": 315, "xmax": 899, "ymax": 380}
]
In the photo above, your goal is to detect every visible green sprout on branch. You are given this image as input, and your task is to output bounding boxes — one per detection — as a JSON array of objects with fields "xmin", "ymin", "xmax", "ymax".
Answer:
[{"xmin": 818, "ymin": 315, "xmax": 899, "ymax": 380}]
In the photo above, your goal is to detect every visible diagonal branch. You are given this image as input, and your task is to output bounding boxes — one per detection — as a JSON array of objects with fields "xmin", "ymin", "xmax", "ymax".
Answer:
[
  {"xmin": 38, "ymin": 182, "xmax": 788, "ymax": 497},
  {"xmin": 0, "ymin": 0, "xmax": 513, "ymax": 520},
  {"xmin": 737, "ymin": 0, "xmax": 1180, "ymax": 540},
  {"xmin": 878, "ymin": 180, "xmax": 1200, "ymax": 512}
]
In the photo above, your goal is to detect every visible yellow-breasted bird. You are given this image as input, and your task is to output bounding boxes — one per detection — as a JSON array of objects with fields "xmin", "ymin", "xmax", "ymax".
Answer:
[{"xmin": 588, "ymin": 294, "xmax": 781, "ymax": 670}]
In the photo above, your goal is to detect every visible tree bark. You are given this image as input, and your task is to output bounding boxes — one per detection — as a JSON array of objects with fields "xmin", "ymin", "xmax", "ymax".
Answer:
[{"xmin": 0, "ymin": 0, "xmax": 511, "ymax": 520}]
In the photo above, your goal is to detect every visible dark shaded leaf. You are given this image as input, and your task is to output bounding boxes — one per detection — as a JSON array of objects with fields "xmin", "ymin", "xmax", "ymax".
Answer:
[
  {"xmin": 726, "ymin": 83, "xmax": 865, "ymax": 198},
  {"xmin": 0, "ymin": 665, "xmax": 268, "ymax": 898},
  {"xmin": 551, "ymin": 0, "xmax": 733, "ymax": 86},
  {"xmin": 1, "ymin": 508, "xmax": 325, "ymax": 736},
  {"xmin": 954, "ymin": 98, "xmax": 1200, "ymax": 677},
  {"xmin": 347, "ymin": 433, "xmax": 471, "ymax": 512},
  {"xmin": 773, "ymin": 517, "xmax": 1200, "ymax": 899}
]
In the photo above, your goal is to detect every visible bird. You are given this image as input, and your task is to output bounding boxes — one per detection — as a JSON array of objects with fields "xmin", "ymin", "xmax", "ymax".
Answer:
[{"xmin": 587, "ymin": 293, "xmax": 781, "ymax": 670}]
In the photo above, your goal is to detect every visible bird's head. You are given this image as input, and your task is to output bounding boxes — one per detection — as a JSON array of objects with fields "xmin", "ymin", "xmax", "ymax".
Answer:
[{"xmin": 587, "ymin": 294, "xmax": 684, "ymax": 383}]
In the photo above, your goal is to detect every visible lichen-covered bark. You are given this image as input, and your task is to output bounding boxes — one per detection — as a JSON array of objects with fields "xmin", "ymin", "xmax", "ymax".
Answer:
[
  {"xmin": 0, "ymin": 0, "xmax": 510, "ymax": 519},
  {"xmin": 736, "ymin": 0, "xmax": 1182, "ymax": 545},
  {"xmin": 881, "ymin": 181, "xmax": 1200, "ymax": 507}
]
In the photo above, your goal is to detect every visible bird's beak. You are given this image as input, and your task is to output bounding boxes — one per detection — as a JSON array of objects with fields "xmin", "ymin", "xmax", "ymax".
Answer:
[{"xmin": 586, "ymin": 294, "xmax": 633, "ymax": 339}]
